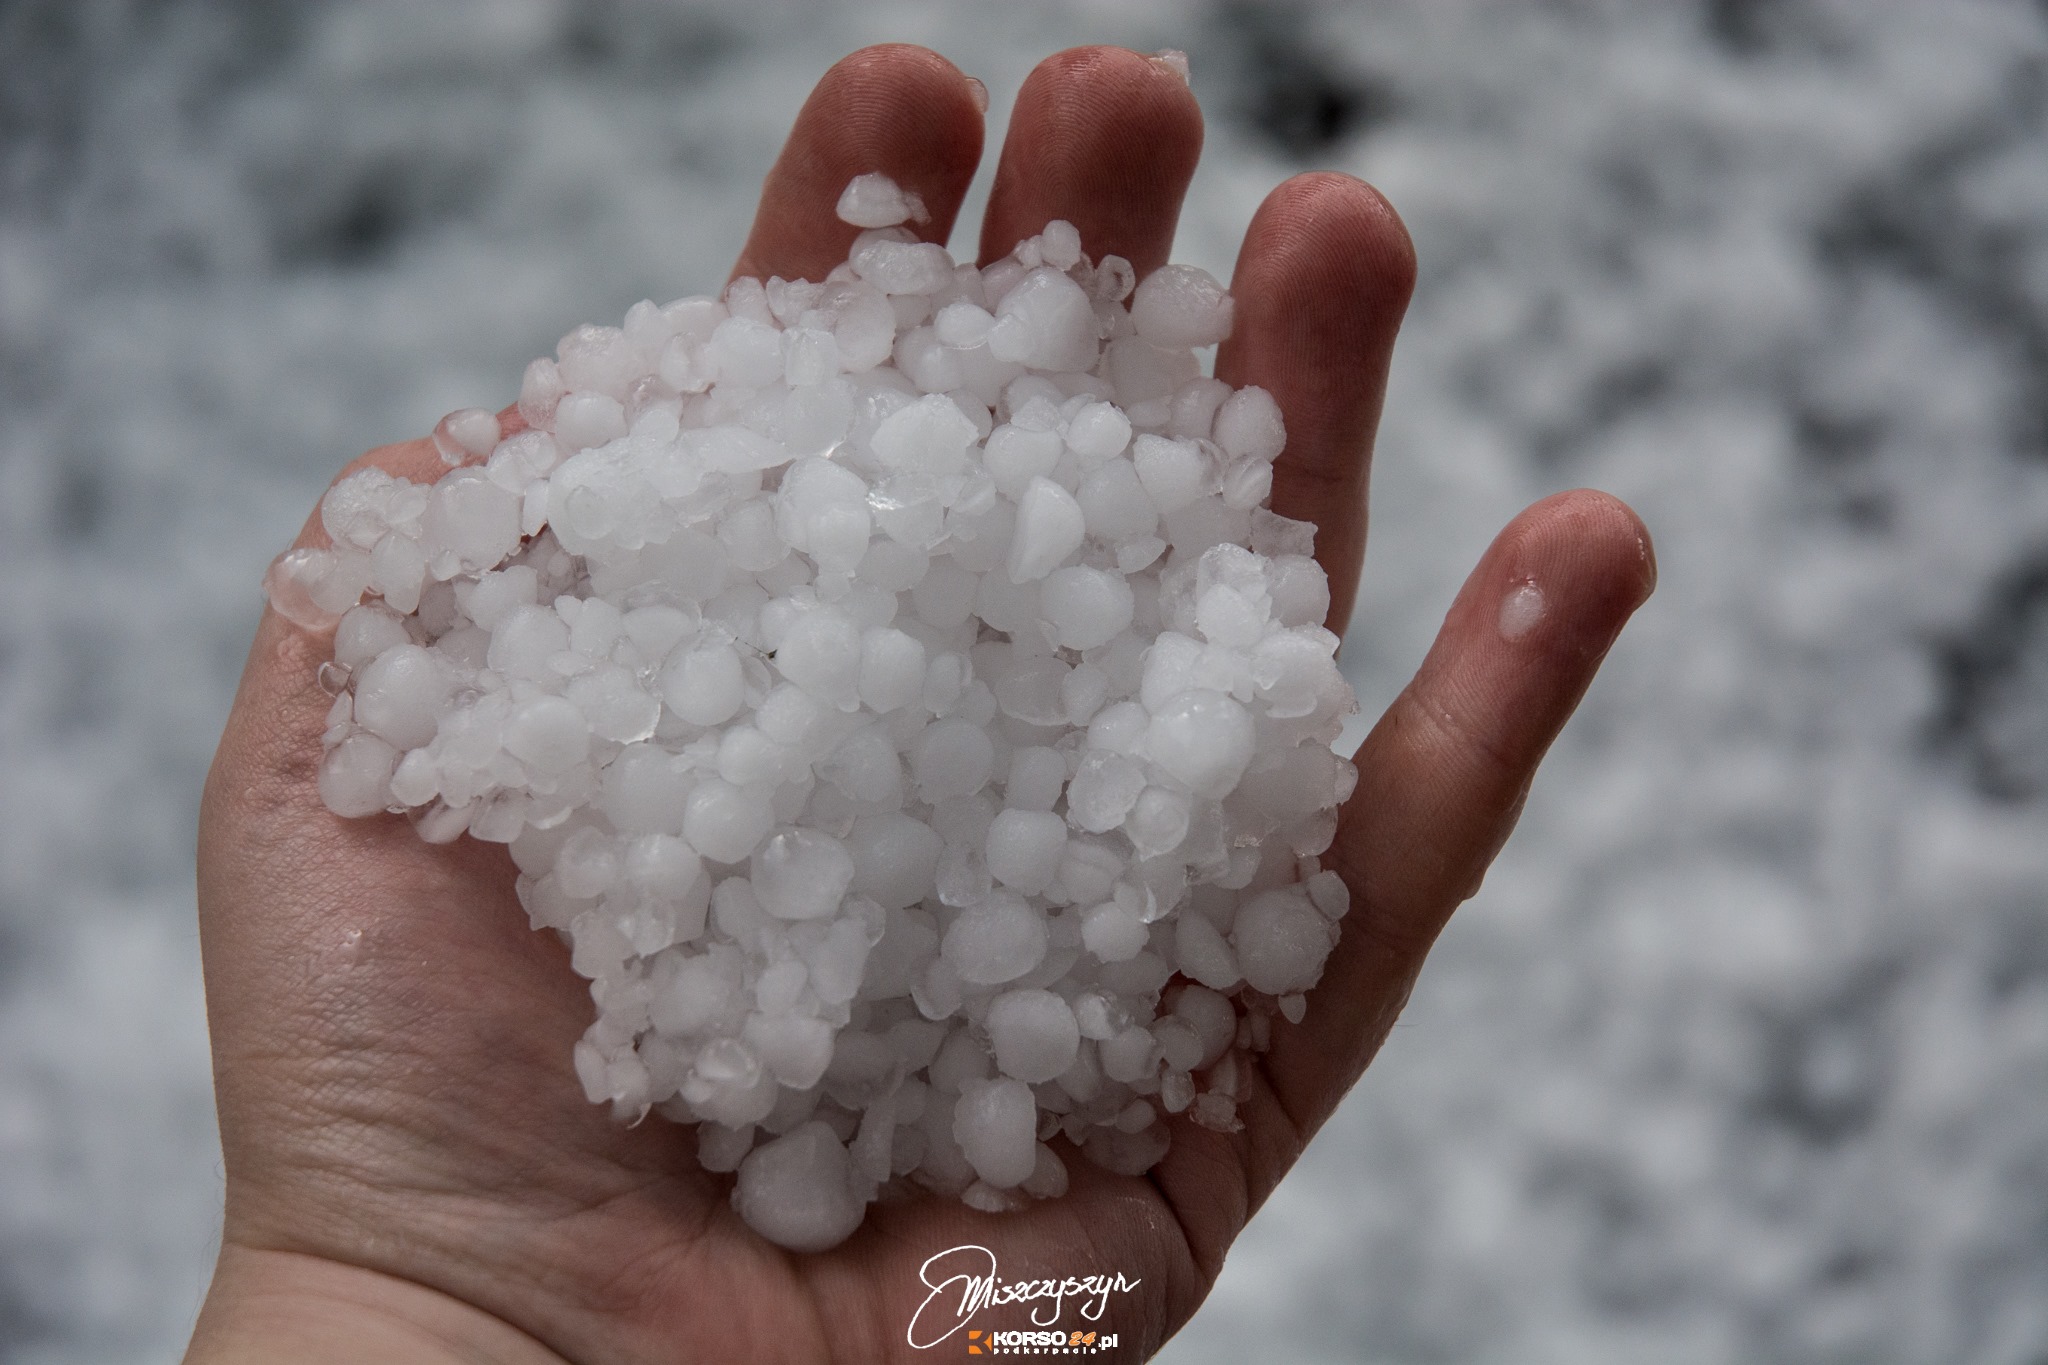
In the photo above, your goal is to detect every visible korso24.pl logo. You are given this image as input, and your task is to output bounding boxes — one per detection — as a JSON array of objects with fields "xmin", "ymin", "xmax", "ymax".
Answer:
[{"xmin": 965, "ymin": 1327, "xmax": 1121, "ymax": 1354}]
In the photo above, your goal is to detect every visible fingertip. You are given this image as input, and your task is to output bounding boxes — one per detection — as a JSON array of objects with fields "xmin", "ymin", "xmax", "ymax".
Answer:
[
  {"xmin": 978, "ymin": 45, "xmax": 1205, "ymax": 273},
  {"xmin": 1029, "ymin": 41, "xmax": 1205, "ymax": 105},
  {"xmin": 817, "ymin": 43, "xmax": 988, "ymax": 198},
  {"xmin": 1230, "ymin": 171, "xmax": 1416, "ymax": 314},
  {"xmin": 1490, "ymin": 490, "xmax": 1657, "ymax": 654},
  {"xmin": 1220, "ymin": 172, "xmax": 1415, "ymax": 631},
  {"xmin": 734, "ymin": 44, "xmax": 986, "ymax": 284}
]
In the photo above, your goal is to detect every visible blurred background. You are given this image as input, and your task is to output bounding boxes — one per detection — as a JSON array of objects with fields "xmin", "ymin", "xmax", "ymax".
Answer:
[{"xmin": 3, "ymin": 0, "xmax": 2047, "ymax": 1360}]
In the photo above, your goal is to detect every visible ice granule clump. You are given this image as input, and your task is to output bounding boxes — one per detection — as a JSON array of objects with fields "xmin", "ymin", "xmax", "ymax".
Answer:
[{"xmin": 270, "ymin": 176, "xmax": 1359, "ymax": 1251}]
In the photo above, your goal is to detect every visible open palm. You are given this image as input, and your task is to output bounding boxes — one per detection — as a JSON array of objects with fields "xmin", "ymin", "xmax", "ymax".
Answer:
[{"xmin": 187, "ymin": 45, "xmax": 1654, "ymax": 1365}]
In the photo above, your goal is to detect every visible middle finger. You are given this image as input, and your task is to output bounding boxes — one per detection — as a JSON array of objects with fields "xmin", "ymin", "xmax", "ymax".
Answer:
[{"xmin": 977, "ymin": 46, "xmax": 1204, "ymax": 275}]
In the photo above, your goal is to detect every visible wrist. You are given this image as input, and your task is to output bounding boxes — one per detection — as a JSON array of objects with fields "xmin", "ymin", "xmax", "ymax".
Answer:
[{"xmin": 185, "ymin": 1242, "xmax": 570, "ymax": 1365}]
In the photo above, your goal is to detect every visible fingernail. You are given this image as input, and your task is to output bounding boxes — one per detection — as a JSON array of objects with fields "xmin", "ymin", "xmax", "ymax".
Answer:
[
  {"xmin": 1149, "ymin": 49, "xmax": 1191, "ymax": 84},
  {"xmin": 964, "ymin": 75, "xmax": 989, "ymax": 114}
]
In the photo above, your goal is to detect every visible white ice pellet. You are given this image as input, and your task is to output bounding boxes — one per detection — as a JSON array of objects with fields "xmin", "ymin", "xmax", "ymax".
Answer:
[
  {"xmin": 318, "ymin": 733, "xmax": 399, "ymax": 818},
  {"xmin": 858, "ymin": 627, "xmax": 926, "ymax": 713},
  {"xmin": 836, "ymin": 172, "xmax": 928, "ymax": 229},
  {"xmin": 333, "ymin": 605, "xmax": 411, "ymax": 673},
  {"xmin": 774, "ymin": 608, "xmax": 863, "ymax": 710},
  {"xmin": 934, "ymin": 300, "xmax": 995, "ymax": 348},
  {"xmin": 709, "ymin": 316, "xmax": 786, "ymax": 387},
  {"xmin": 1175, "ymin": 912, "xmax": 1241, "ymax": 991},
  {"xmin": 852, "ymin": 233, "xmax": 956, "ymax": 296},
  {"xmin": 1232, "ymin": 886, "xmax": 1335, "ymax": 995},
  {"xmin": 1132, "ymin": 433, "xmax": 1209, "ymax": 513},
  {"xmin": 910, "ymin": 717, "xmax": 995, "ymax": 801},
  {"xmin": 848, "ymin": 813, "xmax": 943, "ymax": 910},
  {"xmin": 369, "ymin": 534, "xmax": 427, "ymax": 615},
  {"xmin": 984, "ymin": 809, "xmax": 1068, "ymax": 894},
  {"xmin": 941, "ymin": 893, "xmax": 1048, "ymax": 985},
  {"xmin": 554, "ymin": 392, "xmax": 628, "ymax": 452},
  {"xmin": 1007, "ymin": 476, "xmax": 1085, "ymax": 583},
  {"xmin": 1130, "ymin": 263, "xmax": 1235, "ymax": 348},
  {"xmin": 984, "ymin": 988, "xmax": 1080, "ymax": 1083},
  {"xmin": 1172, "ymin": 985, "xmax": 1238, "ymax": 1067},
  {"xmin": 1077, "ymin": 459, "xmax": 1159, "ymax": 542},
  {"xmin": 1081, "ymin": 900, "xmax": 1149, "ymax": 963},
  {"xmin": 433, "ymin": 407, "xmax": 501, "ymax": 467},
  {"xmin": 733, "ymin": 1121, "xmax": 867, "ymax": 1252},
  {"xmin": 1065, "ymin": 401, "xmax": 1132, "ymax": 461},
  {"xmin": 983, "ymin": 423, "xmax": 1064, "ymax": 498},
  {"xmin": 952, "ymin": 1076, "xmax": 1038, "ymax": 1188},
  {"xmin": 988, "ymin": 267, "xmax": 1098, "ymax": 373},
  {"xmin": 504, "ymin": 696, "xmax": 589, "ymax": 774},
  {"xmin": 424, "ymin": 472, "xmax": 523, "ymax": 574},
  {"xmin": 871, "ymin": 393, "xmax": 978, "ymax": 475},
  {"xmin": 518, "ymin": 357, "xmax": 566, "ymax": 429},
  {"xmin": 1003, "ymin": 746, "xmax": 1067, "ymax": 812},
  {"xmin": 291, "ymin": 174, "xmax": 1358, "ymax": 1252},
  {"xmin": 662, "ymin": 642, "xmax": 746, "ymax": 727},
  {"xmin": 353, "ymin": 644, "xmax": 449, "ymax": 750},
  {"xmin": 751, "ymin": 828, "xmax": 855, "ymax": 921},
  {"xmin": 1213, "ymin": 386, "xmax": 1287, "ymax": 464},
  {"xmin": 684, "ymin": 779, "xmax": 774, "ymax": 864},
  {"xmin": 1039, "ymin": 566, "xmax": 1135, "ymax": 651}
]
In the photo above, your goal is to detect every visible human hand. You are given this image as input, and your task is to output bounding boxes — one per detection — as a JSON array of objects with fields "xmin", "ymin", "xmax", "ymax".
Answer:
[{"xmin": 185, "ymin": 44, "xmax": 1654, "ymax": 1364}]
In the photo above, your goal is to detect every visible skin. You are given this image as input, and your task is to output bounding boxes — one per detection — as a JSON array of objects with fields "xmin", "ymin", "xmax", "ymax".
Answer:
[{"xmin": 185, "ymin": 43, "xmax": 1656, "ymax": 1365}]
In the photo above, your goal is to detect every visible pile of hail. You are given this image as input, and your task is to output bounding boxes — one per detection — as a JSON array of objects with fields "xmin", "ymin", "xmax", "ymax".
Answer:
[{"xmin": 267, "ymin": 174, "xmax": 1357, "ymax": 1252}]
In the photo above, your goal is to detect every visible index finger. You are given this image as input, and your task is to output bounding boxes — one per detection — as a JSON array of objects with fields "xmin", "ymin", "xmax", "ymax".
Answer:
[{"xmin": 1215, "ymin": 173, "xmax": 1415, "ymax": 632}]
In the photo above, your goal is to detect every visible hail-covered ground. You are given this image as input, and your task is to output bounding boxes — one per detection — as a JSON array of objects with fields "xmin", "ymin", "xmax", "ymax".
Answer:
[{"xmin": 3, "ymin": 1, "xmax": 2048, "ymax": 1360}]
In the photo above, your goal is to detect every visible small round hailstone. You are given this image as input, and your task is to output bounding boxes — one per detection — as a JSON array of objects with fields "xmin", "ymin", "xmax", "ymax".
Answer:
[
  {"xmin": 953, "ymin": 1077, "xmax": 1038, "ymax": 1188},
  {"xmin": 1077, "ymin": 460, "xmax": 1158, "ymax": 541},
  {"xmin": 984, "ymin": 809, "xmax": 1068, "ymax": 894},
  {"xmin": 910, "ymin": 718, "xmax": 995, "ymax": 800},
  {"xmin": 1232, "ymin": 886, "xmax": 1335, "ymax": 995},
  {"xmin": 334, "ymin": 605, "xmax": 410, "ymax": 673},
  {"xmin": 353, "ymin": 645, "xmax": 449, "ymax": 750},
  {"xmin": 1065, "ymin": 401, "xmax": 1131, "ymax": 461},
  {"xmin": 1131, "ymin": 264, "xmax": 1235, "ymax": 348},
  {"xmin": 1145, "ymin": 690, "xmax": 1257, "ymax": 798},
  {"xmin": 774, "ymin": 608, "xmax": 863, "ymax": 709},
  {"xmin": 663, "ymin": 643, "xmax": 746, "ymax": 726},
  {"xmin": 835, "ymin": 171, "xmax": 926, "ymax": 229},
  {"xmin": 290, "ymin": 171, "xmax": 1360, "ymax": 1254},
  {"xmin": 1172, "ymin": 984, "xmax": 1238, "ymax": 1067},
  {"xmin": 433, "ymin": 407, "xmax": 501, "ymax": 466},
  {"xmin": 504, "ymin": 696, "xmax": 590, "ymax": 773},
  {"xmin": 752, "ymin": 828, "xmax": 855, "ymax": 920},
  {"xmin": 989, "ymin": 267, "xmax": 1097, "ymax": 372},
  {"xmin": 1133, "ymin": 434, "xmax": 1208, "ymax": 514},
  {"xmin": 1081, "ymin": 900, "xmax": 1149, "ymax": 962},
  {"xmin": 733, "ymin": 1121, "xmax": 867, "ymax": 1252},
  {"xmin": 684, "ymin": 779, "xmax": 774, "ymax": 864},
  {"xmin": 941, "ymin": 894, "xmax": 1048, "ymax": 985},
  {"xmin": 1039, "ymin": 566, "xmax": 1134, "ymax": 651},
  {"xmin": 984, "ymin": 424, "xmax": 1063, "ymax": 498},
  {"xmin": 319, "ymin": 733, "xmax": 399, "ymax": 818},
  {"xmin": 1008, "ymin": 477, "xmax": 1085, "ymax": 582},
  {"xmin": 1003, "ymin": 746, "xmax": 1067, "ymax": 812},
  {"xmin": 1213, "ymin": 386, "xmax": 1286, "ymax": 464},
  {"xmin": 984, "ymin": 988, "xmax": 1080, "ymax": 1083},
  {"xmin": 847, "ymin": 812, "xmax": 943, "ymax": 909}
]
